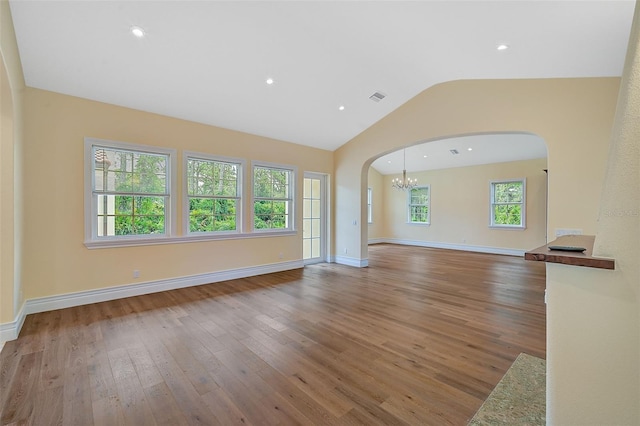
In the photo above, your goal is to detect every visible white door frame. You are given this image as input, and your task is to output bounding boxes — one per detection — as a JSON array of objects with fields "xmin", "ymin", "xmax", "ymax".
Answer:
[{"xmin": 303, "ymin": 172, "xmax": 328, "ymax": 264}]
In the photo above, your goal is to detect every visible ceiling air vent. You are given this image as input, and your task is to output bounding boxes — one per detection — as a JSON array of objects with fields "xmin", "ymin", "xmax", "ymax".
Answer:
[
  {"xmin": 369, "ymin": 92, "xmax": 386, "ymax": 102},
  {"xmin": 450, "ymin": 149, "xmax": 459, "ymax": 155}
]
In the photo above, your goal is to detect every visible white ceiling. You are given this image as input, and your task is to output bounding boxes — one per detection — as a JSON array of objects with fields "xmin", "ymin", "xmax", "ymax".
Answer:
[
  {"xmin": 370, "ymin": 133, "xmax": 547, "ymax": 175},
  {"xmin": 8, "ymin": 1, "xmax": 636, "ymax": 152}
]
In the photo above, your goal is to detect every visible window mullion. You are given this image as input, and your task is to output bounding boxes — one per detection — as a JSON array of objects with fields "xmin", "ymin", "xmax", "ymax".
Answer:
[{"xmin": 86, "ymin": 138, "xmax": 174, "ymax": 241}]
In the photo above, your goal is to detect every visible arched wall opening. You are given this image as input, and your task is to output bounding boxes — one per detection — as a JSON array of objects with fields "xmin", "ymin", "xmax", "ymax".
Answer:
[
  {"xmin": 363, "ymin": 132, "xmax": 548, "ymax": 259},
  {"xmin": 333, "ymin": 78, "xmax": 618, "ymax": 266}
]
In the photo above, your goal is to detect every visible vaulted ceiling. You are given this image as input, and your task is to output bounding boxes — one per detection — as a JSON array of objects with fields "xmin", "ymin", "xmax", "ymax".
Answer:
[{"xmin": 9, "ymin": 1, "xmax": 635, "ymax": 153}]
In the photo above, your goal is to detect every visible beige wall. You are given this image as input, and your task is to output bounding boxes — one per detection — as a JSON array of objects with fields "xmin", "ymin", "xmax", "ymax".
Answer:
[
  {"xmin": 376, "ymin": 158, "xmax": 547, "ymax": 252},
  {"xmin": 21, "ymin": 88, "xmax": 332, "ymax": 300},
  {"xmin": 334, "ymin": 78, "xmax": 618, "ymax": 264},
  {"xmin": 546, "ymin": 3, "xmax": 639, "ymax": 424},
  {"xmin": 0, "ymin": 0, "xmax": 25, "ymax": 324},
  {"xmin": 366, "ymin": 167, "xmax": 385, "ymax": 240}
]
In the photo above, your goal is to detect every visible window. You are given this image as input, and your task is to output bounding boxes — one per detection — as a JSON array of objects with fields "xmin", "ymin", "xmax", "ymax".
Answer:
[
  {"xmin": 185, "ymin": 153, "xmax": 243, "ymax": 234},
  {"xmin": 367, "ymin": 188, "xmax": 373, "ymax": 224},
  {"xmin": 490, "ymin": 179, "xmax": 526, "ymax": 228},
  {"xmin": 253, "ymin": 163, "xmax": 295, "ymax": 231},
  {"xmin": 85, "ymin": 138, "xmax": 176, "ymax": 246},
  {"xmin": 408, "ymin": 186, "xmax": 430, "ymax": 224}
]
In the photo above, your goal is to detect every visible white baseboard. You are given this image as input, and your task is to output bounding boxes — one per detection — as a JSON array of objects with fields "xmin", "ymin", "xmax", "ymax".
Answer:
[
  {"xmin": 369, "ymin": 238, "xmax": 525, "ymax": 257},
  {"xmin": 0, "ymin": 240, "xmax": 521, "ymax": 348},
  {"xmin": 0, "ymin": 302, "xmax": 25, "ymax": 345},
  {"xmin": 334, "ymin": 255, "xmax": 368, "ymax": 268},
  {"xmin": 1, "ymin": 260, "xmax": 303, "ymax": 347}
]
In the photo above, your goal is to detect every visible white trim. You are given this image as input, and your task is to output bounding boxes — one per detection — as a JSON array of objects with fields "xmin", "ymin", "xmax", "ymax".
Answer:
[
  {"xmin": 367, "ymin": 187, "xmax": 373, "ymax": 224},
  {"xmin": 84, "ymin": 137, "xmax": 178, "ymax": 245},
  {"xmin": 0, "ymin": 302, "xmax": 26, "ymax": 346},
  {"xmin": 490, "ymin": 178, "xmax": 526, "ymax": 228},
  {"xmin": 0, "ymin": 260, "xmax": 302, "ymax": 346},
  {"xmin": 334, "ymin": 255, "xmax": 369, "ymax": 268},
  {"xmin": 303, "ymin": 258, "xmax": 326, "ymax": 266},
  {"xmin": 85, "ymin": 229, "xmax": 297, "ymax": 249},
  {"xmin": 302, "ymin": 172, "xmax": 328, "ymax": 264},
  {"xmin": 488, "ymin": 225, "xmax": 527, "ymax": 230},
  {"xmin": 25, "ymin": 260, "xmax": 303, "ymax": 315},
  {"xmin": 369, "ymin": 238, "xmax": 524, "ymax": 257},
  {"xmin": 251, "ymin": 160, "xmax": 297, "ymax": 233},
  {"xmin": 407, "ymin": 185, "xmax": 431, "ymax": 225}
]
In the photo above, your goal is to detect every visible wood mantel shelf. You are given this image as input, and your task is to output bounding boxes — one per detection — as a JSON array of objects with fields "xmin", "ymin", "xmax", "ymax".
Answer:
[{"xmin": 524, "ymin": 235, "xmax": 615, "ymax": 270}]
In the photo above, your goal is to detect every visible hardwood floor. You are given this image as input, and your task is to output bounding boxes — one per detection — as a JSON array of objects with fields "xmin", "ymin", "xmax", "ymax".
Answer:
[{"xmin": 0, "ymin": 244, "xmax": 546, "ymax": 425}]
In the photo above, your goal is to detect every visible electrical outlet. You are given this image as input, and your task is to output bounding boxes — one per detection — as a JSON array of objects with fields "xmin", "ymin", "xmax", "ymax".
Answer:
[
  {"xmin": 133, "ymin": 270, "xmax": 140, "ymax": 278},
  {"xmin": 344, "ymin": 248, "xmax": 348, "ymax": 254},
  {"xmin": 278, "ymin": 252, "xmax": 283, "ymax": 259}
]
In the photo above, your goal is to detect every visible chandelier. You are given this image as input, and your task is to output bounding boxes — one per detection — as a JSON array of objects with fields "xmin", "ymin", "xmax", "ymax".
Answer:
[{"xmin": 391, "ymin": 148, "xmax": 418, "ymax": 190}]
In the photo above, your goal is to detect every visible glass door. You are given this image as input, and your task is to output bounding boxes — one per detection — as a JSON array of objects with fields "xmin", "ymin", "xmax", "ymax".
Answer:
[{"xmin": 303, "ymin": 173, "xmax": 326, "ymax": 264}]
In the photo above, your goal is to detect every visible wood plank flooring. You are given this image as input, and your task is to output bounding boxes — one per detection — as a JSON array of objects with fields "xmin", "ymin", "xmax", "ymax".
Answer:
[{"xmin": 0, "ymin": 244, "xmax": 546, "ymax": 425}]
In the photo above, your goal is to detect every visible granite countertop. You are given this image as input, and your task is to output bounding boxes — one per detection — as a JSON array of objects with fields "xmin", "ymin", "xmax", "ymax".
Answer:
[{"xmin": 468, "ymin": 353, "xmax": 546, "ymax": 425}]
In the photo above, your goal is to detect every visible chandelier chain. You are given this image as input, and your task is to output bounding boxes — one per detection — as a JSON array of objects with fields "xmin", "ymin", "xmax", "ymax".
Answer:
[{"xmin": 391, "ymin": 148, "xmax": 418, "ymax": 190}]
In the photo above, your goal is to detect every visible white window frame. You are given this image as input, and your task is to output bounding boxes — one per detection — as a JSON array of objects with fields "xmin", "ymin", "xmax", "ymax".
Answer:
[
  {"xmin": 407, "ymin": 185, "xmax": 430, "ymax": 225},
  {"xmin": 183, "ymin": 152, "xmax": 245, "ymax": 236},
  {"xmin": 252, "ymin": 161, "xmax": 296, "ymax": 234},
  {"xmin": 84, "ymin": 137, "xmax": 177, "ymax": 248},
  {"xmin": 367, "ymin": 188, "xmax": 373, "ymax": 224},
  {"xmin": 489, "ymin": 178, "xmax": 526, "ymax": 229}
]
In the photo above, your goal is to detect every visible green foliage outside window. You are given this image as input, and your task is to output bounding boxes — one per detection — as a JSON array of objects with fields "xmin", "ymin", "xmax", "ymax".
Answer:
[
  {"xmin": 112, "ymin": 196, "xmax": 165, "ymax": 235},
  {"xmin": 254, "ymin": 166, "xmax": 291, "ymax": 230},
  {"xmin": 94, "ymin": 148, "xmax": 294, "ymax": 236},
  {"xmin": 492, "ymin": 181, "xmax": 524, "ymax": 226},
  {"xmin": 409, "ymin": 187, "xmax": 429, "ymax": 223},
  {"xmin": 187, "ymin": 158, "xmax": 239, "ymax": 233},
  {"xmin": 254, "ymin": 200, "xmax": 288, "ymax": 229},
  {"xmin": 189, "ymin": 198, "xmax": 237, "ymax": 232},
  {"xmin": 94, "ymin": 147, "xmax": 168, "ymax": 237}
]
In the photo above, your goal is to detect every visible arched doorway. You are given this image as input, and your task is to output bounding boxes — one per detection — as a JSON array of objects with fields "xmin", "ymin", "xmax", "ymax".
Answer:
[{"xmin": 365, "ymin": 132, "xmax": 548, "ymax": 259}]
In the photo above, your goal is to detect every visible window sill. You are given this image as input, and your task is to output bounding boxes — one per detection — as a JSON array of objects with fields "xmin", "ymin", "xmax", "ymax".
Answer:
[
  {"xmin": 407, "ymin": 222, "xmax": 430, "ymax": 226},
  {"xmin": 84, "ymin": 230, "xmax": 297, "ymax": 249},
  {"xmin": 489, "ymin": 225, "xmax": 526, "ymax": 230}
]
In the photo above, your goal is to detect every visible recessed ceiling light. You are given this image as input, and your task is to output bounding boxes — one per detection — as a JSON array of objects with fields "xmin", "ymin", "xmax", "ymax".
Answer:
[
  {"xmin": 265, "ymin": 78, "xmax": 274, "ymax": 85},
  {"xmin": 468, "ymin": 147, "xmax": 473, "ymax": 151},
  {"xmin": 497, "ymin": 44, "xmax": 509, "ymax": 51},
  {"xmin": 130, "ymin": 26, "xmax": 146, "ymax": 38},
  {"xmin": 387, "ymin": 160, "xmax": 392, "ymax": 164},
  {"xmin": 423, "ymin": 155, "xmax": 428, "ymax": 158},
  {"xmin": 338, "ymin": 105, "xmax": 345, "ymax": 111}
]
